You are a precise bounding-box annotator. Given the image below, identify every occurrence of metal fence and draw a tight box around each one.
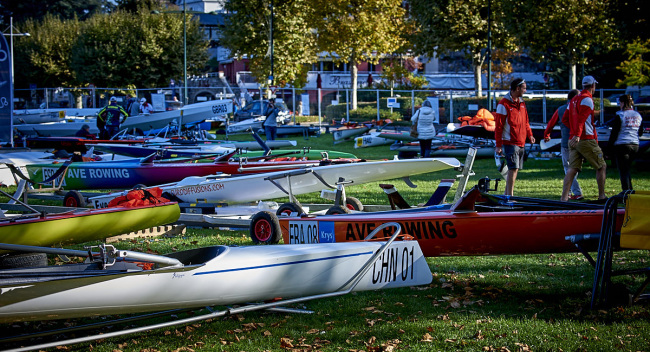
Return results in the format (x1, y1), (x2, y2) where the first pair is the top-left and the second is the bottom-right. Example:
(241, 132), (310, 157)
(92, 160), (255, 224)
(14, 86), (632, 125)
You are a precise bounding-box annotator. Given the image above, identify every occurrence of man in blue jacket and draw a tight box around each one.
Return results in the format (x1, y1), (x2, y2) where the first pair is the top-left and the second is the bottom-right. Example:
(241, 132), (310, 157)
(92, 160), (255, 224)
(98, 96), (129, 139)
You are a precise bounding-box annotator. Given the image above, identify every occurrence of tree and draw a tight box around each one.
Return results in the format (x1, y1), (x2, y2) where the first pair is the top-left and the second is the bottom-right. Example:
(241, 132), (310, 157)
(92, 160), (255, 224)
(504, 0), (617, 89)
(14, 9), (207, 92)
(616, 39), (650, 88)
(13, 15), (83, 89)
(0, 0), (111, 26)
(219, 0), (319, 89)
(70, 9), (208, 88)
(408, 0), (517, 97)
(312, 0), (408, 110)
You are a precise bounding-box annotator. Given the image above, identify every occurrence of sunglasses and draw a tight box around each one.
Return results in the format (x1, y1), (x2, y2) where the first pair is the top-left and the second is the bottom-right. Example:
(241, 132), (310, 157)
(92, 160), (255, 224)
(517, 79), (526, 87)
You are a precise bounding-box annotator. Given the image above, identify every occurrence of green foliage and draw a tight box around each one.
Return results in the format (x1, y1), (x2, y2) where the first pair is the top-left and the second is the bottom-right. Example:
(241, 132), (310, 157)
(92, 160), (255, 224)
(503, 0), (617, 88)
(0, 0), (110, 26)
(220, 0), (319, 88)
(408, 0), (517, 94)
(14, 15), (83, 88)
(312, 0), (408, 109)
(616, 38), (650, 88)
(376, 59), (429, 90)
(14, 9), (208, 89)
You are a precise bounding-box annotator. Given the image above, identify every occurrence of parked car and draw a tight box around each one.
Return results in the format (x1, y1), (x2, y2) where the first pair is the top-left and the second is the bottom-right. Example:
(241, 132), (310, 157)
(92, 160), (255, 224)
(233, 100), (292, 122)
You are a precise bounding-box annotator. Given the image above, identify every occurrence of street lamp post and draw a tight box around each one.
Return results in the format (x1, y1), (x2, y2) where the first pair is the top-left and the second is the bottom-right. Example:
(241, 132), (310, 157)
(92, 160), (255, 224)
(183, 0), (188, 106)
(3, 17), (30, 147)
(3, 17), (31, 86)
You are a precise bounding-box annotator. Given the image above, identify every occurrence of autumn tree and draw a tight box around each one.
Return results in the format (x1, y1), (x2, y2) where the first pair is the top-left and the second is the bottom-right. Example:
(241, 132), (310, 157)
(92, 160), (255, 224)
(220, 0), (319, 89)
(408, 0), (516, 97)
(312, 0), (408, 110)
(504, 0), (617, 89)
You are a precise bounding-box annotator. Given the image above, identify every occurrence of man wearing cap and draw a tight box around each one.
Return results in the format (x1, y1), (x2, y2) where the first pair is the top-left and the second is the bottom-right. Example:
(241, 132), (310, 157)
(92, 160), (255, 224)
(139, 97), (154, 115)
(98, 96), (129, 139)
(560, 76), (607, 202)
(494, 78), (535, 197)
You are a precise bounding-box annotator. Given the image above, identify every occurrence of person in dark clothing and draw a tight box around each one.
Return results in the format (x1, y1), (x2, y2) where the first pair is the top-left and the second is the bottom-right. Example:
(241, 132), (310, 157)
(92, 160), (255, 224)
(609, 94), (643, 191)
(263, 100), (279, 141)
(97, 96), (129, 139)
(75, 124), (95, 139)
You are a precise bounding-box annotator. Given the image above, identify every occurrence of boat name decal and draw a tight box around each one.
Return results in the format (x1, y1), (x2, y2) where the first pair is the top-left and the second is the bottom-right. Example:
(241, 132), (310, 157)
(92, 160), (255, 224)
(372, 246), (415, 284)
(212, 103), (229, 115)
(288, 221), (335, 244)
(170, 183), (225, 196)
(42, 167), (131, 180)
(346, 220), (457, 241)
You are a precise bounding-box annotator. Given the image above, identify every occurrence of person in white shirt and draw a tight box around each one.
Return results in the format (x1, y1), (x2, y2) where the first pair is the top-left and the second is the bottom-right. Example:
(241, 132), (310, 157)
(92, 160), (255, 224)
(139, 98), (154, 115)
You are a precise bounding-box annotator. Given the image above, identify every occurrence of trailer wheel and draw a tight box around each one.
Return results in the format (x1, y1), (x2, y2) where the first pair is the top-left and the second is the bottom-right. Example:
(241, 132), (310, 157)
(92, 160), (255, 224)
(0, 253), (47, 269)
(250, 211), (282, 244)
(63, 190), (86, 208)
(345, 197), (364, 211)
(276, 202), (303, 216)
(325, 205), (350, 215)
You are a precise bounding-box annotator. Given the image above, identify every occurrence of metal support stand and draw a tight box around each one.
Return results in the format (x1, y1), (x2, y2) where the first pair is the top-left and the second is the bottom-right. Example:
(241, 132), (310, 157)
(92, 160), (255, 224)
(453, 147), (477, 202)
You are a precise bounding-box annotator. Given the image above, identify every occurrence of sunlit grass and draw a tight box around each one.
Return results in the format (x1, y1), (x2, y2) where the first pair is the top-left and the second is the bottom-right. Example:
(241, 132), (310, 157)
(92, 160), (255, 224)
(2, 131), (650, 351)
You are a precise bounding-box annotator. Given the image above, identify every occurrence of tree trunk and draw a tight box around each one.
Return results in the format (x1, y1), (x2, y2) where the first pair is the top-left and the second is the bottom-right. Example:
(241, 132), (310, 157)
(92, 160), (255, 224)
(569, 64), (577, 90)
(473, 52), (484, 97)
(351, 64), (358, 110)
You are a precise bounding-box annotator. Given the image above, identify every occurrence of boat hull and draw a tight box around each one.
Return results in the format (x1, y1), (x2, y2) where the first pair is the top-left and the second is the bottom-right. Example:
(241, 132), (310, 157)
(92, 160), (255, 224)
(0, 202), (180, 250)
(25, 159), (325, 190)
(14, 100), (227, 137)
(88, 158), (460, 207)
(0, 241), (432, 322)
(277, 200), (624, 257)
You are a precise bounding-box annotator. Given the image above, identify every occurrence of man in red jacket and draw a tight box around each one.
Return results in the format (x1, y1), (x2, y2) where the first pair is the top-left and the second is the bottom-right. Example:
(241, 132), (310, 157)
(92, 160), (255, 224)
(495, 78), (535, 196)
(561, 76), (607, 202)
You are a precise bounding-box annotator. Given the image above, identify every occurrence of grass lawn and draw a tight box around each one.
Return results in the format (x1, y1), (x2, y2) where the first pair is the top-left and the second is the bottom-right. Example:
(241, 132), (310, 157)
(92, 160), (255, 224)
(3, 130), (650, 351)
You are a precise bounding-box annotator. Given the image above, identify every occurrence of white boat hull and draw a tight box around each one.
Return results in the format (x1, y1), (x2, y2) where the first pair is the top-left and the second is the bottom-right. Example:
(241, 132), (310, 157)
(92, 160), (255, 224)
(90, 158), (460, 207)
(0, 240), (432, 322)
(14, 100), (230, 137)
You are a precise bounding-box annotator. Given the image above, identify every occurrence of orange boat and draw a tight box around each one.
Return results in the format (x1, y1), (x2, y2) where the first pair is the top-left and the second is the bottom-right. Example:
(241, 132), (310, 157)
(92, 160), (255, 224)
(250, 187), (624, 257)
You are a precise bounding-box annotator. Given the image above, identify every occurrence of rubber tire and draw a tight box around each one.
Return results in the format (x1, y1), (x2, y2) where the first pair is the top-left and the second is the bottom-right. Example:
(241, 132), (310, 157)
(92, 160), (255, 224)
(276, 202), (304, 216)
(325, 205), (350, 215)
(0, 253), (47, 269)
(250, 211), (282, 244)
(345, 197), (364, 211)
(63, 190), (87, 208)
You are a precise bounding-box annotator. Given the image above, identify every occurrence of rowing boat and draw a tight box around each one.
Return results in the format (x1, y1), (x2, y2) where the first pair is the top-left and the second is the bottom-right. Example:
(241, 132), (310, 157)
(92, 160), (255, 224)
(88, 158), (461, 208)
(14, 100), (229, 137)
(24, 154), (344, 190)
(0, 202), (180, 251)
(92, 143), (357, 160)
(253, 187), (625, 256)
(0, 224), (431, 322)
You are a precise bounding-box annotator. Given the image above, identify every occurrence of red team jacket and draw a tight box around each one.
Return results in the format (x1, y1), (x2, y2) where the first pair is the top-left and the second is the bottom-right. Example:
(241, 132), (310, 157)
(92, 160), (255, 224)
(494, 93), (533, 148)
(569, 89), (598, 141)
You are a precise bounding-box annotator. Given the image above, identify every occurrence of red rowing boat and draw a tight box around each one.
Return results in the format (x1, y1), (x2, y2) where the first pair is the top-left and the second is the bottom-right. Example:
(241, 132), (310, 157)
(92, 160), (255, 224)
(250, 187), (624, 257)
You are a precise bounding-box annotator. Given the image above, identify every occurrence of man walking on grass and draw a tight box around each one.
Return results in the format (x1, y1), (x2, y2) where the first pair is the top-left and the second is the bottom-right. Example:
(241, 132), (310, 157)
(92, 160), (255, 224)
(495, 78), (535, 197)
(561, 76), (607, 202)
